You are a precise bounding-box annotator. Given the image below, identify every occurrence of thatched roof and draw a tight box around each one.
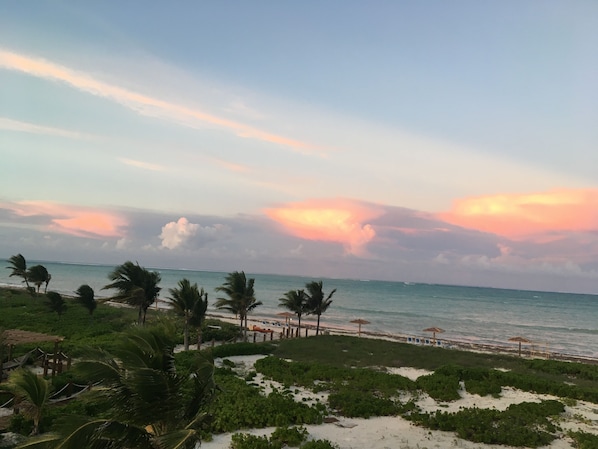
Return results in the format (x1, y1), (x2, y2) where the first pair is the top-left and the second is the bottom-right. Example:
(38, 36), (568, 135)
(2, 329), (64, 346)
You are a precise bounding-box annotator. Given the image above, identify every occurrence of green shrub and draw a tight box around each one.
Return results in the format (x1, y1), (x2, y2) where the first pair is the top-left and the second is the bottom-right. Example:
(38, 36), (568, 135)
(270, 425), (308, 447)
(230, 433), (274, 449)
(301, 439), (339, 449)
(569, 430), (598, 449)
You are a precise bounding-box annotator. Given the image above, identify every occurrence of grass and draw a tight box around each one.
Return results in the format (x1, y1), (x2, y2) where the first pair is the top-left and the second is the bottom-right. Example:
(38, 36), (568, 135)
(272, 335), (598, 391)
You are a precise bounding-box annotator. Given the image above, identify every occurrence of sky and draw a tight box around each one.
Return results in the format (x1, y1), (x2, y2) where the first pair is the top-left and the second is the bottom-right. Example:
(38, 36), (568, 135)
(1, 1), (598, 294)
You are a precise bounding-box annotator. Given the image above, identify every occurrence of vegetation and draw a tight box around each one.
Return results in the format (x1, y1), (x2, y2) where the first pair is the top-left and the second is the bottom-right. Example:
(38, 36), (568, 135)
(6, 254), (30, 289)
(45, 292), (66, 320)
(215, 271), (262, 341)
(2, 286), (598, 449)
(168, 278), (208, 351)
(20, 324), (217, 448)
(278, 289), (309, 335)
(74, 284), (96, 319)
(26, 265), (51, 295)
(103, 261), (161, 325)
(0, 369), (51, 435)
(304, 281), (336, 336)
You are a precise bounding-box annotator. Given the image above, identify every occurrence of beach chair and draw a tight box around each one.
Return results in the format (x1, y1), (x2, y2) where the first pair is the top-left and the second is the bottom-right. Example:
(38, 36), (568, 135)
(415, 338), (421, 344)
(407, 337), (413, 343)
(425, 339), (431, 345)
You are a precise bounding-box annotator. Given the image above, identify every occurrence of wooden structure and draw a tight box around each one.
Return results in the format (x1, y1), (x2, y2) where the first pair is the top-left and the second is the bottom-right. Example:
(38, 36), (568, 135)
(1, 330), (66, 380)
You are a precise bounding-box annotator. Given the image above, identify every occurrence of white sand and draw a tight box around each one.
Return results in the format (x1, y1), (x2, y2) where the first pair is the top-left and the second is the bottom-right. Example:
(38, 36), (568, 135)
(200, 354), (598, 449)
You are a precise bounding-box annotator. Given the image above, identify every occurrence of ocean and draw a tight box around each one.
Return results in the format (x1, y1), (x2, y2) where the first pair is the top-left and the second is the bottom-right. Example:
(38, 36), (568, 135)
(1, 260), (597, 359)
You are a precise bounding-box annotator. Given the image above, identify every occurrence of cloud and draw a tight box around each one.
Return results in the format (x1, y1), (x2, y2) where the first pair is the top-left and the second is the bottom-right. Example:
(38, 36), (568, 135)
(0, 48), (318, 154)
(266, 198), (384, 255)
(160, 217), (199, 249)
(118, 157), (165, 171)
(1, 200), (127, 238)
(0, 117), (93, 139)
(440, 188), (598, 239)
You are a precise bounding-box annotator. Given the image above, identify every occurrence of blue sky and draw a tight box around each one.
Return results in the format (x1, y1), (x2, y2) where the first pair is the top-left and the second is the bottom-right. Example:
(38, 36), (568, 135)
(1, 2), (598, 293)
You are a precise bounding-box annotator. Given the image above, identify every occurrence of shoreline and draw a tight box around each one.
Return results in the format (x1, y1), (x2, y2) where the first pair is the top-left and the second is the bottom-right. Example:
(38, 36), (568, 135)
(205, 312), (598, 365)
(3, 283), (596, 365)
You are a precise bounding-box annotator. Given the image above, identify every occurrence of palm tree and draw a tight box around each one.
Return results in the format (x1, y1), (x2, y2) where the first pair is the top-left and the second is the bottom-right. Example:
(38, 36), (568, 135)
(29, 325), (216, 448)
(215, 271), (262, 341)
(103, 261), (161, 325)
(46, 291), (67, 319)
(168, 278), (208, 351)
(278, 289), (309, 336)
(1, 369), (51, 435)
(305, 281), (337, 336)
(6, 253), (30, 289)
(27, 265), (51, 294)
(75, 284), (96, 320)
(189, 291), (208, 350)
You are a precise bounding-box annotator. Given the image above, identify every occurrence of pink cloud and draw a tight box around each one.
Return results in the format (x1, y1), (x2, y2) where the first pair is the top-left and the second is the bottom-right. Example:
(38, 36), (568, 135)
(266, 198), (384, 255)
(5, 201), (127, 238)
(0, 48), (318, 154)
(440, 188), (598, 240)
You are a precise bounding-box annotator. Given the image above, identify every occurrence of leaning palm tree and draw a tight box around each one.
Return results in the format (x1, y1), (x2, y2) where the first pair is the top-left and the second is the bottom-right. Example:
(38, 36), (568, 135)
(215, 271), (262, 341)
(168, 278), (208, 351)
(46, 291), (67, 319)
(17, 325), (217, 448)
(27, 265), (50, 294)
(6, 253), (30, 289)
(305, 281), (337, 336)
(75, 284), (96, 320)
(103, 261), (161, 325)
(278, 289), (309, 336)
(1, 369), (51, 435)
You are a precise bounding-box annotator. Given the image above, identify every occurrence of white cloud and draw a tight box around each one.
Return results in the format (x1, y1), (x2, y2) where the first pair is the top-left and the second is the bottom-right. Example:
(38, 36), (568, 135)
(160, 217), (199, 249)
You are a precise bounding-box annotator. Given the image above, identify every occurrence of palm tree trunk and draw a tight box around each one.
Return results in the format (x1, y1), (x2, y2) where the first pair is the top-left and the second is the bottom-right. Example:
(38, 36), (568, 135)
(316, 314), (321, 336)
(297, 315), (302, 337)
(197, 329), (202, 350)
(183, 321), (189, 351)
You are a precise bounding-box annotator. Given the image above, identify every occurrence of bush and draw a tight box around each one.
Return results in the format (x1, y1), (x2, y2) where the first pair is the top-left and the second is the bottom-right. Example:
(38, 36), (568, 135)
(301, 439), (339, 449)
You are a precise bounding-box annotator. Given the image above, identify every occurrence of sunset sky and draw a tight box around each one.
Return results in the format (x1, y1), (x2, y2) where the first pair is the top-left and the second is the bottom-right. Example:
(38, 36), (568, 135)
(1, 2), (597, 294)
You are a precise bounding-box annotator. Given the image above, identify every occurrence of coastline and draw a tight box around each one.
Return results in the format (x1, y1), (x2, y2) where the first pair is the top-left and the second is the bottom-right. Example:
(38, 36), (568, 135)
(205, 312), (598, 365)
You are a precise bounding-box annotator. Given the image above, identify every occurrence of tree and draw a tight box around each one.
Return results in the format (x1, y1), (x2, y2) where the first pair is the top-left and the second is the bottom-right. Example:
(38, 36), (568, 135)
(26, 325), (216, 448)
(103, 261), (161, 325)
(215, 271), (262, 341)
(6, 253), (30, 289)
(75, 284), (96, 320)
(27, 265), (51, 294)
(46, 291), (67, 319)
(1, 369), (51, 435)
(278, 289), (309, 336)
(305, 281), (337, 336)
(168, 278), (208, 351)
(189, 291), (208, 350)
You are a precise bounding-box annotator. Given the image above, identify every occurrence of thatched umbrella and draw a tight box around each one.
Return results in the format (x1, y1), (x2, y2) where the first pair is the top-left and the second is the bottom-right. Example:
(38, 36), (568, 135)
(276, 311), (294, 326)
(509, 336), (531, 357)
(350, 318), (370, 337)
(423, 327), (445, 345)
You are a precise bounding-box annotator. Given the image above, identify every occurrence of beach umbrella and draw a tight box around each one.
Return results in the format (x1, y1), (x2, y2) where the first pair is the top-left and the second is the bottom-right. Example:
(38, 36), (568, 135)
(509, 336), (531, 357)
(350, 318), (370, 337)
(423, 327), (445, 345)
(277, 311), (294, 326)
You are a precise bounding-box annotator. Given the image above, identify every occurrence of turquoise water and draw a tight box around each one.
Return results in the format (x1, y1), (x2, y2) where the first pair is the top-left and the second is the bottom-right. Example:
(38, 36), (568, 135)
(1, 260), (597, 358)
